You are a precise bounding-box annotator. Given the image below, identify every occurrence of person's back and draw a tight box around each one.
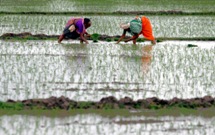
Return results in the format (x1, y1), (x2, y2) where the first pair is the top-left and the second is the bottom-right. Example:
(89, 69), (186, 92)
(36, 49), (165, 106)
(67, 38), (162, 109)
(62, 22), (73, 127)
(58, 18), (91, 44)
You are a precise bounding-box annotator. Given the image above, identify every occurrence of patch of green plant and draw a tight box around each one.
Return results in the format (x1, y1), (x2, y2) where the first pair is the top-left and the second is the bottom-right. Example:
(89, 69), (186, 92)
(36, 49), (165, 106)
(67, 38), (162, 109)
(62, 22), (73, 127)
(187, 44), (198, 47)
(68, 102), (78, 109)
(0, 102), (24, 110)
(119, 103), (125, 109)
(148, 104), (161, 110)
(77, 102), (94, 109)
(113, 38), (119, 41)
(91, 33), (100, 42)
(136, 38), (144, 42)
(103, 103), (114, 109)
(170, 102), (197, 109)
(133, 103), (141, 109)
(93, 39), (98, 42)
(106, 38), (112, 42)
(156, 39), (163, 43)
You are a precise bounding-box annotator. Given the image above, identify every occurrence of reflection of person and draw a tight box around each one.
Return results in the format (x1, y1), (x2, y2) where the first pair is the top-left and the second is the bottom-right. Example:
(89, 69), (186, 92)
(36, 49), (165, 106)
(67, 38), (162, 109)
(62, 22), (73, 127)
(58, 17), (91, 44)
(141, 45), (153, 74)
(117, 16), (156, 45)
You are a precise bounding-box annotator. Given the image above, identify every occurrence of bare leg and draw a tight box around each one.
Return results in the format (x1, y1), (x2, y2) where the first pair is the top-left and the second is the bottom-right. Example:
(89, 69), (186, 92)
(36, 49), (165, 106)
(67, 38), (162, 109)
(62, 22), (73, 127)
(58, 34), (64, 43)
(133, 39), (136, 45)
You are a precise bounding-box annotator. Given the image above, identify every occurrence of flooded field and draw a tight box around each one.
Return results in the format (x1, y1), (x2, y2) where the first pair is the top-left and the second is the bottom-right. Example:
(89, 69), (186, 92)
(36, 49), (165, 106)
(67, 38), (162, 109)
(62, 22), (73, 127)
(0, 40), (214, 101)
(0, 0), (215, 134)
(0, 114), (215, 135)
(1, 15), (215, 37)
(1, 0), (215, 13)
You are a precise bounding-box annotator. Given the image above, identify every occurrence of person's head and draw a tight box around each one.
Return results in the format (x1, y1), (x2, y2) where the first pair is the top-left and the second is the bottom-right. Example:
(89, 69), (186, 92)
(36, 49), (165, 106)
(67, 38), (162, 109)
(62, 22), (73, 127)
(84, 18), (91, 29)
(120, 19), (142, 35)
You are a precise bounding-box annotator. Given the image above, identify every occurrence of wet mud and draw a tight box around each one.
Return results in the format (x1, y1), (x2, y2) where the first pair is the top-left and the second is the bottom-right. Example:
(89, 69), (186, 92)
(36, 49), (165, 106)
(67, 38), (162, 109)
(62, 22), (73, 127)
(1, 33), (215, 41)
(0, 11), (215, 15)
(3, 95), (215, 110)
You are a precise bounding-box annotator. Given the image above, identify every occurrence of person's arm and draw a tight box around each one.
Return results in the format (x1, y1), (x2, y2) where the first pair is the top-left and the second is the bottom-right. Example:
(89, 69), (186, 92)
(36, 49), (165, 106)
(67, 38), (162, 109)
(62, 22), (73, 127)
(84, 31), (91, 37)
(124, 34), (139, 43)
(116, 30), (127, 44)
(80, 33), (89, 44)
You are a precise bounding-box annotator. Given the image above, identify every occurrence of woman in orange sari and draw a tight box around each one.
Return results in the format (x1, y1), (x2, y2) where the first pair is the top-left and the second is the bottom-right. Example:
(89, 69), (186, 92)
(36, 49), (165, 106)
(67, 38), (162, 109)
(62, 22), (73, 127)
(117, 16), (156, 45)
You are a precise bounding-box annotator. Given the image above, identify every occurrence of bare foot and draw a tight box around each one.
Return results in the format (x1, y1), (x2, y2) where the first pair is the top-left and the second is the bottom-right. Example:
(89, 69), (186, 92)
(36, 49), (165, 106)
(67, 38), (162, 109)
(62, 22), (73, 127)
(151, 40), (156, 45)
(58, 35), (64, 44)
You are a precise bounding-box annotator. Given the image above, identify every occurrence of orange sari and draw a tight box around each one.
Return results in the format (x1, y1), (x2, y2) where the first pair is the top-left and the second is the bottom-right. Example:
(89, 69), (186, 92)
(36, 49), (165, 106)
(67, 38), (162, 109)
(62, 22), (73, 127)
(139, 16), (155, 40)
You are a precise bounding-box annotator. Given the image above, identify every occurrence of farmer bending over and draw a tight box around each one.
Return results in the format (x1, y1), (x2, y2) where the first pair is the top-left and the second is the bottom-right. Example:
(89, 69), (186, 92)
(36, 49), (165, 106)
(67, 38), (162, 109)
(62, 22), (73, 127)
(58, 17), (91, 44)
(117, 16), (156, 45)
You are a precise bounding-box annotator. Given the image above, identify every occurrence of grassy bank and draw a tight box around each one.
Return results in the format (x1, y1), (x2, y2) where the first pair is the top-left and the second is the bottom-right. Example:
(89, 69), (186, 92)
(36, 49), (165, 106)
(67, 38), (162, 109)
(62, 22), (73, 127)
(1, 0), (215, 13)
(1, 96), (215, 117)
(1, 108), (215, 118)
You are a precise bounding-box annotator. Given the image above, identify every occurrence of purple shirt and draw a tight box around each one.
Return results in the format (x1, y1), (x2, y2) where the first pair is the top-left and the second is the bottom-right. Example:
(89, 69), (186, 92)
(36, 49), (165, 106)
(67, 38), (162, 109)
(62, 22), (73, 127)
(66, 18), (86, 34)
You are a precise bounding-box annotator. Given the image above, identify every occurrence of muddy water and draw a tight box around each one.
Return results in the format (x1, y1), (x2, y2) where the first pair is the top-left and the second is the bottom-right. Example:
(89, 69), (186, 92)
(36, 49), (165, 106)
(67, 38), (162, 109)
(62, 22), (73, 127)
(0, 114), (215, 135)
(0, 40), (214, 101)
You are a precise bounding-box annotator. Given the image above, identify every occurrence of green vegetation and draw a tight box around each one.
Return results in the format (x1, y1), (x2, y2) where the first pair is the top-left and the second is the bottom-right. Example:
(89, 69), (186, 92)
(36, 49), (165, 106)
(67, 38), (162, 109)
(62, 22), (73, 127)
(91, 33), (100, 42)
(77, 102), (95, 109)
(1, 0), (215, 13)
(1, 15), (215, 38)
(114, 38), (119, 41)
(0, 102), (24, 110)
(1, 108), (215, 118)
(106, 38), (112, 42)
(187, 44), (198, 47)
(136, 38), (145, 42)
(156, 39), (163, 43)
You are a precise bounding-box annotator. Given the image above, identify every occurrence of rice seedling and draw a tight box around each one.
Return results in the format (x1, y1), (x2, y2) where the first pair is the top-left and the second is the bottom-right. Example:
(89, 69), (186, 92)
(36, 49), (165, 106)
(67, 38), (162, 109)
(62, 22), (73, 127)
(1, 15), (215, 38)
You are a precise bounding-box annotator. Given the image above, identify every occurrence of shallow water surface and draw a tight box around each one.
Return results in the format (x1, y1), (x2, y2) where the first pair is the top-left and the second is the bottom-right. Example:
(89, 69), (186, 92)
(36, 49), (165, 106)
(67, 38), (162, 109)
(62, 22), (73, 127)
(0, 40), (214, 101)
(1, 15), (215, 37)
(0, 114), (215, 135)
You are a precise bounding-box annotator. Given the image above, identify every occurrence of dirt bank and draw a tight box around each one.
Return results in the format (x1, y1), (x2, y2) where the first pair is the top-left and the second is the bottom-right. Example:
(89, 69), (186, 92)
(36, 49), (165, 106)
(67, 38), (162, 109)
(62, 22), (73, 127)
(1, 33), (215, 41)
(0, 11), (215, 16)
(2, 95), (215, 110)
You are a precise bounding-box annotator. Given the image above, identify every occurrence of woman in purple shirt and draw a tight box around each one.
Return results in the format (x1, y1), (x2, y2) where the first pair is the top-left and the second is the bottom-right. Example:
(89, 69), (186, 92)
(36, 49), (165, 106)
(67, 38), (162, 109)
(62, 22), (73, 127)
(58, 18), (91, 44)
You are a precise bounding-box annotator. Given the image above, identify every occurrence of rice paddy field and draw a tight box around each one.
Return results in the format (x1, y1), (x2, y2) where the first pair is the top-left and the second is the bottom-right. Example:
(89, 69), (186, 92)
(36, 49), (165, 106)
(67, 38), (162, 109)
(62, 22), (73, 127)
(1, 0), (215, 13)
(0, 40), (214, 101)
(0, 0), (215, 134)
(1, 15), (215, 37)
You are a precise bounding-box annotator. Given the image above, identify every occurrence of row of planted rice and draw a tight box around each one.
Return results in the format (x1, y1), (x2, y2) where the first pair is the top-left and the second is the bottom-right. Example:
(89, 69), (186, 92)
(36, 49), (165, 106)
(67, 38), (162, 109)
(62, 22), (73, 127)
(1, 0), (215, 12)
(1, 15), (215, 37)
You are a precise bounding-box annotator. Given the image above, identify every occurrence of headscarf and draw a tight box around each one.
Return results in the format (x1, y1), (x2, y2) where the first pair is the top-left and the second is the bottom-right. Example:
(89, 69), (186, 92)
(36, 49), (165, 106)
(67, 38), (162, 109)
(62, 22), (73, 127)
(129, 19), (142, 35)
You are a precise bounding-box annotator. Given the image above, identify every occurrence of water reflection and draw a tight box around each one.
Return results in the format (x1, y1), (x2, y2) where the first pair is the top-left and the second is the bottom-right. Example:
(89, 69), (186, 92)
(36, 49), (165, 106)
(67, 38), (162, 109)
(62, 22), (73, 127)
(141, 45), (153, 74)
(0, 40), (214, 101)
(0, 114), (215, 135)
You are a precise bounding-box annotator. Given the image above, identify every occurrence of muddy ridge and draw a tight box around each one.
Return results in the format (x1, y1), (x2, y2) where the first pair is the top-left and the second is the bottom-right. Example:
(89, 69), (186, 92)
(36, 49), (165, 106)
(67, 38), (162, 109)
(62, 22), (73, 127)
(1, 33), (215, 41)
(0, 11), (215, 15)
(0, 32), (122, 41)
(2, 95), (215, 110)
